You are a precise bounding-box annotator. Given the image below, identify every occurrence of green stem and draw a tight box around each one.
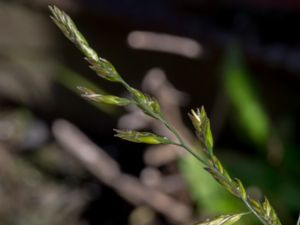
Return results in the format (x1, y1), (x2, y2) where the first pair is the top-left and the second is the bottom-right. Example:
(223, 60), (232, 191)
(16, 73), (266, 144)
(243, 198), (269, 225)
(158, 115), (207, 165)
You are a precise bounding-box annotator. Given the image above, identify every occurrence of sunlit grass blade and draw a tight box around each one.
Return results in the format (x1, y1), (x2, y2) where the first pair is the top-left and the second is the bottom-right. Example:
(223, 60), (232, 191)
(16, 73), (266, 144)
(196, 212), (249, 225)
(114, 129), (174, 145)
(78, 87), (132, 106)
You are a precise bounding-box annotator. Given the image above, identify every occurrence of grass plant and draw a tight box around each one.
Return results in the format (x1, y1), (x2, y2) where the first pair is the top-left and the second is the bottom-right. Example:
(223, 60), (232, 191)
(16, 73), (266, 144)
(49, 6), (282, 225)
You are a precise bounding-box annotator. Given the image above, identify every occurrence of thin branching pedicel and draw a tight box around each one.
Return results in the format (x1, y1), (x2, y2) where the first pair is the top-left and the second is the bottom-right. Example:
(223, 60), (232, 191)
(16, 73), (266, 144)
(49, 5), (282, 225)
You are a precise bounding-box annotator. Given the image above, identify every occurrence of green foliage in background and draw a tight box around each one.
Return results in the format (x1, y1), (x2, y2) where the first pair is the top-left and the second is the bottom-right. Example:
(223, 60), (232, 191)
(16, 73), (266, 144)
(223, 46), (271, 148)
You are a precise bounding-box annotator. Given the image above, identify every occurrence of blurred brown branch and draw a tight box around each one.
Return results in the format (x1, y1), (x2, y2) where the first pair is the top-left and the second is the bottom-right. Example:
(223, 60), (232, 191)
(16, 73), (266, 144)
(52, 119), (192, 224)
(0, 145), (86, 225)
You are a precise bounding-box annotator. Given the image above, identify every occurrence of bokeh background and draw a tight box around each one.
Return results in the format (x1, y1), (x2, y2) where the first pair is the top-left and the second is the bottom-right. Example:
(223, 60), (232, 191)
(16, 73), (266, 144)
(0, 1), (300, 225)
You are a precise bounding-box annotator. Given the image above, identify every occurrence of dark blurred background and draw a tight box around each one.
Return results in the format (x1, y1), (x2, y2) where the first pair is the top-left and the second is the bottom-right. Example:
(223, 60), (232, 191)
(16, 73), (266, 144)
(0, 0), (300, 225)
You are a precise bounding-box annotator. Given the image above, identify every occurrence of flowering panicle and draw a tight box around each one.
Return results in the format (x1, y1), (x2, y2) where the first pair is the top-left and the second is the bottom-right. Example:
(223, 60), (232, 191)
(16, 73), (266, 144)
(50, 6), (282, 225)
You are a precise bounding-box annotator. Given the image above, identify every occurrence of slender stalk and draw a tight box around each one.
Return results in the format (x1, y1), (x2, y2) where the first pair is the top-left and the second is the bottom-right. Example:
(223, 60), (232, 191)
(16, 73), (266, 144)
(159, 115), (207, 165)
(243, 199), (269, 225)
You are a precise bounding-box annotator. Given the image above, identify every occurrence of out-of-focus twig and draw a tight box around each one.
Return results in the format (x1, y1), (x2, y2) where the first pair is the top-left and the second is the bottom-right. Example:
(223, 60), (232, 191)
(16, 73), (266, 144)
(52, 119), (192, 223)
(0, 145), (86, 225)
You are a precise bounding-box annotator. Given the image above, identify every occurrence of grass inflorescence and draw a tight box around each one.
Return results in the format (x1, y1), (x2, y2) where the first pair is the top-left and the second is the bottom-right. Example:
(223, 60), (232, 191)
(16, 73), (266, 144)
(49, 5), (282, 225)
